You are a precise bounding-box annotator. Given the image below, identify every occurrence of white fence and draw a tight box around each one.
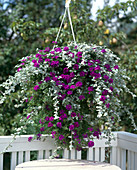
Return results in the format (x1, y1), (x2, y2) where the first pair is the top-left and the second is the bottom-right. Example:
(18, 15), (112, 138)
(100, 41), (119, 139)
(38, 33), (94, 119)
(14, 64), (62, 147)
(0, 131), (137, 170)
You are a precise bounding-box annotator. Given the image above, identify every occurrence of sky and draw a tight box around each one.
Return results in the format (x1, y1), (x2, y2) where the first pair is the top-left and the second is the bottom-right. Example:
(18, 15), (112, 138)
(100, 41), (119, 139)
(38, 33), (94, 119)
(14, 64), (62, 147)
(91, 0), (132, 19)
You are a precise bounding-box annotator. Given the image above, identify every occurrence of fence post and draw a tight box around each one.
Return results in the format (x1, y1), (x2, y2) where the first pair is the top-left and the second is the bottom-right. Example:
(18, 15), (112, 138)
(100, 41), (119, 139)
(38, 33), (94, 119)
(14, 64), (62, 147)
(0, 154), (3, 170)
(10, 152), (17, 170)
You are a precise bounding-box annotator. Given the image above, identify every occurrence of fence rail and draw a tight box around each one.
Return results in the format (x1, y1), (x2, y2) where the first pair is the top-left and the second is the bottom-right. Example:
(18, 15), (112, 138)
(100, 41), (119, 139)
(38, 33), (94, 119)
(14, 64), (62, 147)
(0, 131), (137, 170)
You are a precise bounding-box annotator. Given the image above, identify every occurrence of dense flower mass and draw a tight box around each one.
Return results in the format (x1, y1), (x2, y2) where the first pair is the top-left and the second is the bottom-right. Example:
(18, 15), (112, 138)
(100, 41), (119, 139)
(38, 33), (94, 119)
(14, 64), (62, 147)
(0, 42), (136, 151)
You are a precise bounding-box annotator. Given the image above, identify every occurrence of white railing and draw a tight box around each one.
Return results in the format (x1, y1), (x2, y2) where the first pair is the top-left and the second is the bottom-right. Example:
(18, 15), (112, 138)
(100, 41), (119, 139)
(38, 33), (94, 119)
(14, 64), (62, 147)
(0, 131), (137, 170)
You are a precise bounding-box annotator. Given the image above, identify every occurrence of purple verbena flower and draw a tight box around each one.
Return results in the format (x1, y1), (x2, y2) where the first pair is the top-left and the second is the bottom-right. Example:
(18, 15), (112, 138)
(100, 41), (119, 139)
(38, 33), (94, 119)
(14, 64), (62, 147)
(88, 127), (93, 132)
(95, 59), (101, 64)
(60, 110), (65, 114)
(22, 59), (26, 62)
(67, 91), (73, 95)
(44, 47), (50, 52)
(48, 122), (53, 127)
(94, 65), (101, 71)
(32, 59), (37, 63)
(45, 117), (49, 121)
(63, 85), (70, 90)
(50, 72), (55, 77)
(73, 64), (79, 70)
(52, 131), (56, 135)
(100, 96), (106, 102)
(54, 47), (62, 53)
(44, 77), (50, 82)
(49, 117), (54, 121)
(27, 115), (31, 119)
(79, 95), (85, 100)
(69, 124), (75, 131)
(70, 85), (76, 89)
(70, 72), (75, 78)
(90, 71), (96, 77)
(106, 103), (110, 108)
(88, 141), (94, 147)
(50, 51), (55, 55)
(76, 145), (82, 151)
(89, 67), (94, 71)
(76, 51), (82, 57)
(74, 122), (79, 127)
(58, 94), (66, 100)
(71, 112), (76, 117)
(38, 58), (43, 63)
(77, 58), (82, 63)
(40, 127), (45, 131)
(102, 90), (108, 95)
(110, 86), (114, 91)
(59, 135), (64, 140)
(108, 78), (113, 84)
(34, 62), (39, 68)
(39, 119), (44, 124)
(94, 73), (101, 79)
(34, 85), (40, 91)
(101, 49), (107, 53)
(52, 77), (58, 81)
(103, 75), (109, 82)
(76, 81), (83, 87)
(63, 67), (69, 73)
(17, 68), (22, 72)
(45, 58), (50, 62)
(93, 131), (100, 139)
(114, 65), (119, 69)
(64, 46), (69, 51)
(37, 133), (42, 140)
(52, 41), (57, 44)
(50, 61), (59, 67)
(30, 96), (33, 100)
(38, 81), (43, 85)
(104, 64), (110, 69)
(28, 136), (33, 142)
(66, 104), (72, 110)
(36, 53), (41, 58)
(79, 71), (86, 77)
(57, 122), (62, 128)
(88, 86), (94, 92)
(83, 133), (88, 138)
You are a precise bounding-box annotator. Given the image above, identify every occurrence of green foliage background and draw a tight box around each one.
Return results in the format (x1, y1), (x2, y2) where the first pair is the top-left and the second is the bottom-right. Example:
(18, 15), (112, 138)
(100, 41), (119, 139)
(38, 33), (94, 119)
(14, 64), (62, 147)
(0, 0), (137, 135)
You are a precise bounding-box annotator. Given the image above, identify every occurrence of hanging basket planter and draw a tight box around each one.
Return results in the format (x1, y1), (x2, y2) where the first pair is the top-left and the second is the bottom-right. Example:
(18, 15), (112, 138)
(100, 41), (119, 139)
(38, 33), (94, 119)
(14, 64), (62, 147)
(1, 41), (136, 151)
(0, 0), (136, 152)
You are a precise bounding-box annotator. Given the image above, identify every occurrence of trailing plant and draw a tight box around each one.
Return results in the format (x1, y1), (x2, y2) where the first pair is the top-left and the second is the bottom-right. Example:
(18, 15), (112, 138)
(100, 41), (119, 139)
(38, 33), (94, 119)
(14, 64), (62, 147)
(0, 41), (136, 150)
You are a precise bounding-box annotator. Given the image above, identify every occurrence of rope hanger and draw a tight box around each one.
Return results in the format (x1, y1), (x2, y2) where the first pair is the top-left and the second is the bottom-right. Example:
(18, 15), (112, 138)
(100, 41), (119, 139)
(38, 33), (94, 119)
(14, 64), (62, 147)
(55, 0), (76, 45)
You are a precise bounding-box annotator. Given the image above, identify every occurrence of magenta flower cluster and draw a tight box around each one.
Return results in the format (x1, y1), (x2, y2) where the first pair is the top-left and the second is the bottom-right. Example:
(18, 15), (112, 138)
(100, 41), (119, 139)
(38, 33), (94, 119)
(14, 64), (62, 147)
(21, 43), (120, 150)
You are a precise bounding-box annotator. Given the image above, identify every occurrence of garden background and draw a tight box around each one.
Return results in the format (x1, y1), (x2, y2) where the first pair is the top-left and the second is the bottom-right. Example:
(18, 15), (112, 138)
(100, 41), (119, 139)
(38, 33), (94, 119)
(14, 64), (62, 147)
(0, 0), (137, 169)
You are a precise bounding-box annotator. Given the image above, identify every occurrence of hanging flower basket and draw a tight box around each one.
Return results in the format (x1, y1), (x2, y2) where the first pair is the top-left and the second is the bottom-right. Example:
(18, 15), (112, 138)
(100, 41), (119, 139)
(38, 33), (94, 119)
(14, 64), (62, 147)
(1, 41), (136, 151)
(0, 0), (136, 152)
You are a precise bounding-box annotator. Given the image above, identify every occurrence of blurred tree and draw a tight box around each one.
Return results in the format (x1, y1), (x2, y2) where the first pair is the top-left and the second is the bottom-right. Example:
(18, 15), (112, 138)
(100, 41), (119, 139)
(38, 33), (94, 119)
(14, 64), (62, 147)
(0, 0), (136, 135)
(0, 0), (65, 135)
(0, 0), (92, 135)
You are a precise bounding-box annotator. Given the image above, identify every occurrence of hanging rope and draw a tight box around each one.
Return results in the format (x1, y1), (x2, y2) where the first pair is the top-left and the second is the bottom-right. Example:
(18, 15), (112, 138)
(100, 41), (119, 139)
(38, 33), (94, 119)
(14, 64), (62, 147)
(55, 0), (77, 45)
(67, 5), (76, 44)
(55, 8), (67, 43)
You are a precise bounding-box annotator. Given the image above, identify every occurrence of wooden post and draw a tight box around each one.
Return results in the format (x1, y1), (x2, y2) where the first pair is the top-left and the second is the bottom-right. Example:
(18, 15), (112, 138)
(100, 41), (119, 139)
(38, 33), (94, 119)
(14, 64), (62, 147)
(18, 151), (23, 164)
(10, 152), (17, 170)
(38, 150), (43, 160)
(25, 151), (30, 162)
(0, 154), (3, 170)
(87, 148), (93, 161)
